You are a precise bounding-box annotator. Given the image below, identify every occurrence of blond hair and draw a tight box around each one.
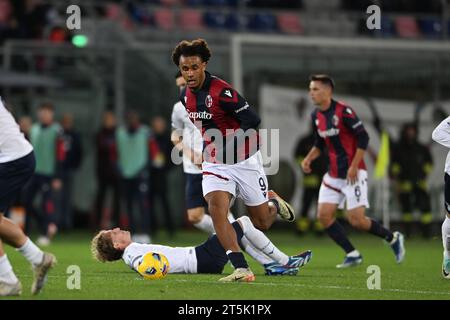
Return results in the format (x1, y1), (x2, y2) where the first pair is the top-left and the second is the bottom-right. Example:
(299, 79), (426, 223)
(91, 231), (123, 262)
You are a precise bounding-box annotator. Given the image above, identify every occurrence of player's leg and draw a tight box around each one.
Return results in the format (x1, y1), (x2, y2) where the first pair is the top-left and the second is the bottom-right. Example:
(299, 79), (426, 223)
(319, 202), (362, 268)
(205, 191), (240, 253)
(442, 216), (450, 278)
(442, 173), (450, 278)
(205, 190), (254, 282)
(239, 172), (289, 231)
(0, 215), (56, 294)
(0, 233), (21, 296)
(185, 173), (215, 233)
(188, 207), (214, 233)
(345, 170), (404, 263)
(237, 216), (312, 275)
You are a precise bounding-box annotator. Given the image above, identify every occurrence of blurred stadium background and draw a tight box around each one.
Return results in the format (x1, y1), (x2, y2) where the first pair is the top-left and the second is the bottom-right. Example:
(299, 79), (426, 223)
(1, 0), (450, 239)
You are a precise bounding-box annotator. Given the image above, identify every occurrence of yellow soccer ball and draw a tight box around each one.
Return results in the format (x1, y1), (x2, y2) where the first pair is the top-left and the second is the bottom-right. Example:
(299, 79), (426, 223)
(137, 252), (170, 280)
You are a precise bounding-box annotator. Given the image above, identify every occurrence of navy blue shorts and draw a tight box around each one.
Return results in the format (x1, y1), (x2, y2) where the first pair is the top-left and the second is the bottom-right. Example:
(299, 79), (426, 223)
(0, 151), (35, 213)
(185, 173), (207, 209)
(195, 221), (244, 274)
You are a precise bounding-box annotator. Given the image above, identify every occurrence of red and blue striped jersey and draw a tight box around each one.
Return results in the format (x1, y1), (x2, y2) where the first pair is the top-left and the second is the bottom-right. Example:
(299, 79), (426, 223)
(312, 100), (369, 179)
(180, 72), (261, 164)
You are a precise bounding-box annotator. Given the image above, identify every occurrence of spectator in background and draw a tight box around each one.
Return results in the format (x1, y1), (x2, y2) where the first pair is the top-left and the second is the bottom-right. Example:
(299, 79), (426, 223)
(116, 110), (152, 243)
(23, 103), (63, 246)
(58, 113), (83, 231)
(390, 122), (433, 238)
(294, 128), (327, 236)
(94, 111), (120, 230)
(149, 116), (175, 238)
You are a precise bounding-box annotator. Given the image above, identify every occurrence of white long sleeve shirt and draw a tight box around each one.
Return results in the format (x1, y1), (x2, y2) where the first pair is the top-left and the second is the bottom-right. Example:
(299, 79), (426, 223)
(122, 242), (197, 274)
(0, 98), (33, 163)
(432, 116), (450, 175)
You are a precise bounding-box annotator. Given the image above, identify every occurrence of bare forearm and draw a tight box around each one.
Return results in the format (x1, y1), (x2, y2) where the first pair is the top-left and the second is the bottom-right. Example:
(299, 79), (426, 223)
(305, 147), (321, 162)
(351, 148), (365, 168)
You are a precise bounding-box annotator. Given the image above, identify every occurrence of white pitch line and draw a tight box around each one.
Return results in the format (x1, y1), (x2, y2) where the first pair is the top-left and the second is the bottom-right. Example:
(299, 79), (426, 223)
(174, 279), (450, 296)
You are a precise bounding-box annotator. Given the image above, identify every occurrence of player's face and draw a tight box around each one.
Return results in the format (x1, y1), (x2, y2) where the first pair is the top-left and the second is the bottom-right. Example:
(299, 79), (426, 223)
(176, 76), (186, 93)
(309, 81), (331, 108)
(108, 228), (131, 250)
(179, 55), (207, 90)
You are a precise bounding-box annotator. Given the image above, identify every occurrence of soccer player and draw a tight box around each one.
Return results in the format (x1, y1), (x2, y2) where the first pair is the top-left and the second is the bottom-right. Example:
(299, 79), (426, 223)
(0, 97), (56, 296)
(171, 39), (295, 282)
(91, 216), (312, 277)
(171, 71), (235, 234)
(431, 116), (450, 279)
(301, 74), (405, 268)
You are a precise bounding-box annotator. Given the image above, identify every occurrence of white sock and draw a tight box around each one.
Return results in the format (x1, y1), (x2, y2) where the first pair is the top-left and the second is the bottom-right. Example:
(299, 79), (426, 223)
(442, 217), (450, 259)
(0, 254), (19, 284)
(227, 212), (236, 223)
(193, 214), (215, 234)
(17, 238), (44, 267)
(240, 236), (273, 265)
(347, 250), (361, 258)
(238, 216), (289, 265)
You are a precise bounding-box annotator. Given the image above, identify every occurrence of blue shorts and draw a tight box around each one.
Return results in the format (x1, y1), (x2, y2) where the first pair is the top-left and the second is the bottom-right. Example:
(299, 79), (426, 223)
(185, 173), (207, 209)
(0, 151), (35, 213)
(195, 221), (244, 274)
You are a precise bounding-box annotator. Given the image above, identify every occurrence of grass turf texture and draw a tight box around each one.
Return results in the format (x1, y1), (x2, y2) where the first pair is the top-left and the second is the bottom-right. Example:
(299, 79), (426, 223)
(2, 230), (449, 300)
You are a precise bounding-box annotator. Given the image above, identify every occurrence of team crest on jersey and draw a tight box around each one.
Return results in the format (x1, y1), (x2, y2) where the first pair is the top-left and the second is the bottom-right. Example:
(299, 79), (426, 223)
(332, 115), (339, 127)
(205, 95), (213, 108)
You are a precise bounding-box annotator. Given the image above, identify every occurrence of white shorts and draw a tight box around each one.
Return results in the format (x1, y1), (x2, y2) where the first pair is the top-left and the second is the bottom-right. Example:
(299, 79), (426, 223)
(202, 151), (268, 206)
(318, 169), (369, 211)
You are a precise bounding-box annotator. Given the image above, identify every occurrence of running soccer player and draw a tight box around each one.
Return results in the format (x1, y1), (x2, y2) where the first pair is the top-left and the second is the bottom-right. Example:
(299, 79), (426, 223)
(431, 116), (450, 279)
(171, 39), (295, 282)
(92, 216), (312, 277)
(171, 71), (235, 234)
(0, 97), (56, 296)
(301, 74), (405, 268)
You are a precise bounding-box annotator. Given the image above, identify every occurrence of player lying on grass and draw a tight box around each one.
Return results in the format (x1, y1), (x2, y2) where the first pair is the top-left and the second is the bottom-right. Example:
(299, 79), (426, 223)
(91, 216), (312, 281)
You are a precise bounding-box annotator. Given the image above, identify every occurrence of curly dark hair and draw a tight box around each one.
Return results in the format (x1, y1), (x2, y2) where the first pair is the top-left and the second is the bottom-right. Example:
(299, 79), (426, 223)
(172, 39), (212, 66)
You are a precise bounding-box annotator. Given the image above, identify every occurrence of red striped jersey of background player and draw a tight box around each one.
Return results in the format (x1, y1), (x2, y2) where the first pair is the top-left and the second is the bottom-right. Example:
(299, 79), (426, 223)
(311, 99), (370, 179)
(180, 71), (261, 164)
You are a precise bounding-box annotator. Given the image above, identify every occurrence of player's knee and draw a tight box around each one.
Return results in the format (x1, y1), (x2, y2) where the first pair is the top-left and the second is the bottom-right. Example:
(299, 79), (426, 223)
(187, 208), (204, 224)
(250, 217), (270, 231)
(207, 203), (226, 219)
(347, 215), (364, 229)
(317, 210), (333, 225)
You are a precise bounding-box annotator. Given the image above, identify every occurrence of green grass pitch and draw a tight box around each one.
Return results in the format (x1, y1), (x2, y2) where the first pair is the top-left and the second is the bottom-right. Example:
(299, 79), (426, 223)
(2, 230), (449, 300)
